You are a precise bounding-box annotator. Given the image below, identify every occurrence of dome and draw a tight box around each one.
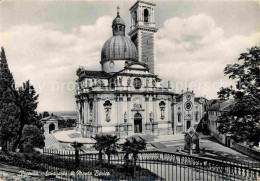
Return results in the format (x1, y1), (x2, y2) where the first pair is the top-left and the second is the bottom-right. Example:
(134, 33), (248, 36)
(101, 35), (138, 63)
(112, 16), (125, 26)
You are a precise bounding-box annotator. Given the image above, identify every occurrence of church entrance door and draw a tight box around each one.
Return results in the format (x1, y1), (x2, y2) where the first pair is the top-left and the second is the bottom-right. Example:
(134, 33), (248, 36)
(186, 120), (191, 131)
(134, 113), (142, 133)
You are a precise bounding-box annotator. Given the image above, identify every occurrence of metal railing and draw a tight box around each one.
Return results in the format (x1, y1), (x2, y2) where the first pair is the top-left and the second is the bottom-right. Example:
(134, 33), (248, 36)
(42, 149), (260, 181)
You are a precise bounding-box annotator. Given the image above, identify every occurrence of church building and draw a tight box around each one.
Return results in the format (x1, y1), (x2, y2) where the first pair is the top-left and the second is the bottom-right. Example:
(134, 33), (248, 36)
(75, 1), (207, 138)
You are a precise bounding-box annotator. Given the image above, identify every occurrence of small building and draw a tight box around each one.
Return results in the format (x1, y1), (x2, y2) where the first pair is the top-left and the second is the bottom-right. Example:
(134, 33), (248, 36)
(207, 99), (235, 146)
(41, 115), (60, 135)
(184, 126), (200, 153)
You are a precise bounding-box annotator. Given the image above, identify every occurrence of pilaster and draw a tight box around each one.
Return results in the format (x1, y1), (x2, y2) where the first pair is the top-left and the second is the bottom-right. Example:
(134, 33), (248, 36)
(83, 98), (88, 124)
(152, 95), (158, 135)
(173, 96), (177, 134)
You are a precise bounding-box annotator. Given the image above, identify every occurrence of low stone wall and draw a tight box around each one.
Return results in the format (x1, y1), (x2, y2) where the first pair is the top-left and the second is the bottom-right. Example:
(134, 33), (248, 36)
(210, 132), (224, 144)
(51, 127), (75, 134)
(232, 143), (260, 160)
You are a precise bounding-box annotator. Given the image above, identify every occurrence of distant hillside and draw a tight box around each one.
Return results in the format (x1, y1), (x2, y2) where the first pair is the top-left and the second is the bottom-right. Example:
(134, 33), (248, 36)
(50, 111), (77, 117)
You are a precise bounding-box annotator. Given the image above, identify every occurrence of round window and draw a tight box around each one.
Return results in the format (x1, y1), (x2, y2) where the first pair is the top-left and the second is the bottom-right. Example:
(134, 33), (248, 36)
(185, 101), (193, 111)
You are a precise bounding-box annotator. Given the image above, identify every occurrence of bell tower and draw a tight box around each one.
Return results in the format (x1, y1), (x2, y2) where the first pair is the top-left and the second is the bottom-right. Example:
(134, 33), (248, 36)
(128, 1), (158, 74)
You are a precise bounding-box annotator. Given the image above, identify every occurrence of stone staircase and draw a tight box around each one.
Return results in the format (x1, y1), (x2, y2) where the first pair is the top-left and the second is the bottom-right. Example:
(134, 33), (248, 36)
(127, 133), (185, 150)
(44, 134), (60, 149)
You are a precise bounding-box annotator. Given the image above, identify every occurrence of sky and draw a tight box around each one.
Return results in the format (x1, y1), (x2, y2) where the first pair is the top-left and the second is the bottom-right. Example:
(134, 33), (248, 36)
(0, 0), (260, 112)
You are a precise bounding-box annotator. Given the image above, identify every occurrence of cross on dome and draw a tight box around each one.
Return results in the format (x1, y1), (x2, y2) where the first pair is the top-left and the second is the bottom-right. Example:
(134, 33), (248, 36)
(117, 6), (120, 16)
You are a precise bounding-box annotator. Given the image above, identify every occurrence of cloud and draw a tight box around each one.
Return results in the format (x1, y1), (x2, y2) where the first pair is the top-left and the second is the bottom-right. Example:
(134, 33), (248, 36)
(0, 13), (259, 111)
(156, 13), (260, 98)
(0, 16), (113, 111)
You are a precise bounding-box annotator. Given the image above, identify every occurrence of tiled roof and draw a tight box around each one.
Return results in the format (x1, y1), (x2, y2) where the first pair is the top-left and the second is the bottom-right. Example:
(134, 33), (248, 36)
(175, 94), (182, 102)
(208, 103), (221, 111)
(83, 71), (110, 78)
(41, 115), (63, 122)
(208, 99), (235, 112)
(221, 104), (234, 111)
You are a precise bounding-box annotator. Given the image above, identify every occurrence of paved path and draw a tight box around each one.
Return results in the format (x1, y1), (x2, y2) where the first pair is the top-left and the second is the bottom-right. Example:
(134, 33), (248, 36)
(200, 138), (243, 155)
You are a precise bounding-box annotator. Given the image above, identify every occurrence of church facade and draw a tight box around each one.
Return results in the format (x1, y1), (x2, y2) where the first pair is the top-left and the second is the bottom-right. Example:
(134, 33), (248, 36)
(75, 1), (207, 138)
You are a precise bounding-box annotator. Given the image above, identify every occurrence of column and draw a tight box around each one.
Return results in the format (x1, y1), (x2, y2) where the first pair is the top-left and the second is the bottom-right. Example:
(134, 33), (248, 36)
(127, 95), (133, 135)
(152, 9), (154, 23)
(119, 94), (123, 125)
(97, 98), (101, 126)
(131, 12), (133, 27)
(86, 101), (89, 124)
(92, 100), (96, 126)
(172, 96), (177, 134)
(152, 95), (158, 135)
(145, 95), (150, 134)
(79, 101), (83, 124)
(168, 97), (172, 121)
(93, 97), (98, 134)
(116, 96), (119, 125)
(76, 100), (79, 128)
(84, 99), (87, 124)
(139, 6), (141, 21)
(127, 95), (131, 123)
(168, 97), (173, 134)
(153, 95), (157, 121)
(145, 95), (149, 123)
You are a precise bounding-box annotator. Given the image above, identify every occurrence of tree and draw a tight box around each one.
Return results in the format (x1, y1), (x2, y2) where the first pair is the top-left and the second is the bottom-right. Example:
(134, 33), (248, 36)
(38, 113), (43, 119)
(92, 134), (106, 163)
(122, 137), (146, 173)
(102, 134), (120, 167)
(71, 141), (84, 168)
(21, 125), (45, 153)
(0, 47), (44, 153)
(67, 119), (76, 127)
(42, 111), (50, 118)
(0, 47), (20, 152)
(71, 141), (83, 151)
(217, 46), (260, 147)
(92, 134), (120, 166)
(12, 80), (44, 152)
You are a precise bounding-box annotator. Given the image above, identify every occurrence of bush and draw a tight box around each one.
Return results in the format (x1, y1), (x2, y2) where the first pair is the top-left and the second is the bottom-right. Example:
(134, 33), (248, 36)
(0, 151), (45, 171)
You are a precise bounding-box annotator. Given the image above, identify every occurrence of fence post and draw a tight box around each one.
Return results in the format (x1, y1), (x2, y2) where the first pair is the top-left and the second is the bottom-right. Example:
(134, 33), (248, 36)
(75, 149), (79, 171)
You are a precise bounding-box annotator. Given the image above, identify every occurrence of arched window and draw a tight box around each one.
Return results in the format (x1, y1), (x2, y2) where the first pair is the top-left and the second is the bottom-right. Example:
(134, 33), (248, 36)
(159, 101), (166, 120)
(111, 83), (115, 89)
(134, 11), (137, 24)
(144, 9), (149, 22)
(195, 112), (199, 122)
(119, 26), (122, 31)
(103, 100), (112, 122)
(178, 113), (181, 123)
